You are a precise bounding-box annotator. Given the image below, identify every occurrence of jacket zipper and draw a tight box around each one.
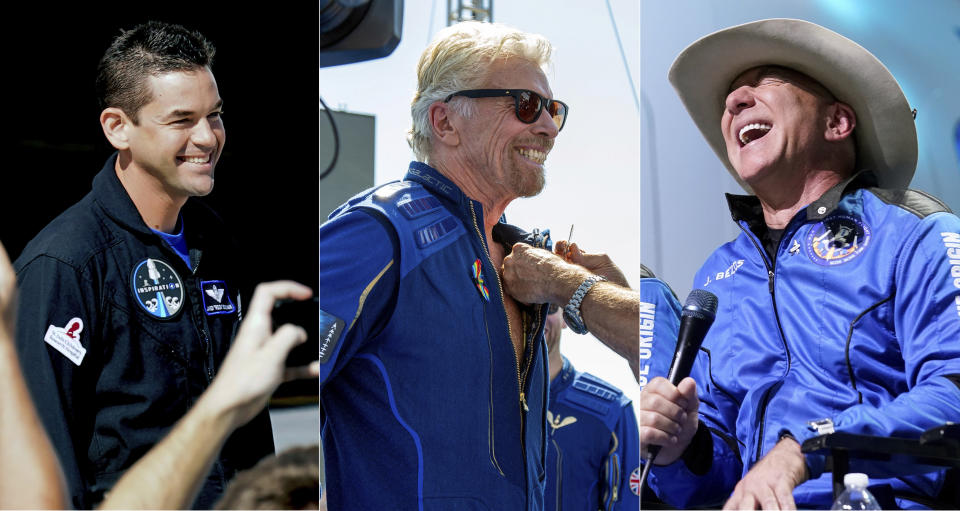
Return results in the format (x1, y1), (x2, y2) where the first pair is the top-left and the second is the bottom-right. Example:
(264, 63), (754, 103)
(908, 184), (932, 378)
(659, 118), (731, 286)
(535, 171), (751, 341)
(469, 203), (533, 469)
(168, 247), (215, 384)
(736, 221), (793, 462)
(191, 257), (216, 383)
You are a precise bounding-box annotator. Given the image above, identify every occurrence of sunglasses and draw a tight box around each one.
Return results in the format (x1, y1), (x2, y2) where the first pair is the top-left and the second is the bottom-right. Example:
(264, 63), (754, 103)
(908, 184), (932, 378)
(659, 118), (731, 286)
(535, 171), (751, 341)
(444, 89), (569, 131)
(548, 303), (560, 315)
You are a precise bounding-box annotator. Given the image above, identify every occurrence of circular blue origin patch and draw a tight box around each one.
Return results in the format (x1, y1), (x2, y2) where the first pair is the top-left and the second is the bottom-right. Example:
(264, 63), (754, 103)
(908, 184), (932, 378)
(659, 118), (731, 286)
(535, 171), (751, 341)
(131, 258), (184, 318)
(805, 215), (871, 266)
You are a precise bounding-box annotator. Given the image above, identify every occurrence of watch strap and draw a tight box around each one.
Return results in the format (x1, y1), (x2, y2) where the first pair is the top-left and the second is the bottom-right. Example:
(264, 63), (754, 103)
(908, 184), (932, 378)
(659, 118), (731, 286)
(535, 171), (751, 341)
(563, 275), (606, 334)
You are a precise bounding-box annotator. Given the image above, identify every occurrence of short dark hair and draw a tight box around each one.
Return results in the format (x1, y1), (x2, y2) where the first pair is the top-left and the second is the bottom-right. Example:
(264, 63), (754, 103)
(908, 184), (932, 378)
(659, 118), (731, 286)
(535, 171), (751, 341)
(95, 21), (216, 123)
(215, 445), (320, 510)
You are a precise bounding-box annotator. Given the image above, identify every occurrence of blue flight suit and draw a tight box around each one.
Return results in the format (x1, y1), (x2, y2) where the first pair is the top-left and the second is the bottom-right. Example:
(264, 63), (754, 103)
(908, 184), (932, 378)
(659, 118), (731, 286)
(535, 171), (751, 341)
(638, 274), (682, 392)
(649, 172), (960, 508)
(318, 161), (549, 510)
(545, 357), (640, 510)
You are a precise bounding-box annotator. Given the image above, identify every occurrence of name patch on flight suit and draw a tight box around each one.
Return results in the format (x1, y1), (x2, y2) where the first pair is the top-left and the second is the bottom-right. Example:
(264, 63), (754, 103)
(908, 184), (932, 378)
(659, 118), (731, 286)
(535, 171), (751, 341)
(44, 318), (87, 366)
(132, 258), (184, 319)
(201, 280), (236, 315)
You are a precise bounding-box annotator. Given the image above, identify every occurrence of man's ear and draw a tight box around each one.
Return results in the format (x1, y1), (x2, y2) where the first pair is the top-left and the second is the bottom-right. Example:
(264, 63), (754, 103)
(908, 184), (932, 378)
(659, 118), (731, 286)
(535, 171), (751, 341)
(825, 101), (856, 142)
(428, 101), (460, 148)
(100, 108), (132, 150)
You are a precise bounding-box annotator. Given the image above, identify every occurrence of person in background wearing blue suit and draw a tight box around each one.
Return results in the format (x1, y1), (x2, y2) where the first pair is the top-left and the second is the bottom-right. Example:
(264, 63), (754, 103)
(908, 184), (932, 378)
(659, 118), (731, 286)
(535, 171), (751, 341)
(542, 303), (639, 511)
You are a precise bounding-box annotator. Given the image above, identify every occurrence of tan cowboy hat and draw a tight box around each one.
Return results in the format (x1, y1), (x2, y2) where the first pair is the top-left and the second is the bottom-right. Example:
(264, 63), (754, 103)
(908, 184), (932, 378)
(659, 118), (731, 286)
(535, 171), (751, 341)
(669, 18), (917, 191)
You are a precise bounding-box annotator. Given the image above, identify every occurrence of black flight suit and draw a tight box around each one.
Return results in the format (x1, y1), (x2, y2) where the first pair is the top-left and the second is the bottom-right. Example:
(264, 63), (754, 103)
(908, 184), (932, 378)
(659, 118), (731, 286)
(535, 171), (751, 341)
(14, 153), (274, 509)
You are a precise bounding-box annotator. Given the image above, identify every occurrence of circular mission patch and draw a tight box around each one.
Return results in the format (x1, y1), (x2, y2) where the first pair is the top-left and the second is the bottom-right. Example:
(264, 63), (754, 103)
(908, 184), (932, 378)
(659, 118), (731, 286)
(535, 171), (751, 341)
(805, 215), (871, 266)
(131, 258), (184, 318)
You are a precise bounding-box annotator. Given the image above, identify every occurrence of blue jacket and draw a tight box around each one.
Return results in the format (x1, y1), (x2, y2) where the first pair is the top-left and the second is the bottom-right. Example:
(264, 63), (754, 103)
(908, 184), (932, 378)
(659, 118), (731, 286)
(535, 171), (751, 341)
(649, 172), (960, 508)
(638, 276), (682, 392)
(318, 162), (549, 510)
(544, 358), (639, 511)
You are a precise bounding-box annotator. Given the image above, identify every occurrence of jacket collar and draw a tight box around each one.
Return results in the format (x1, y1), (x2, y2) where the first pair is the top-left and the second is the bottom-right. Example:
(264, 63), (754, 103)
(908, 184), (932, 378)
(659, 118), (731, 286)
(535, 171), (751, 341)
(91, 152), (214, 258)
(725, 170), (878, 225)
(405, 161), (466, 206)
(92, 152), (156, 236)
(405, 161), (507, 226)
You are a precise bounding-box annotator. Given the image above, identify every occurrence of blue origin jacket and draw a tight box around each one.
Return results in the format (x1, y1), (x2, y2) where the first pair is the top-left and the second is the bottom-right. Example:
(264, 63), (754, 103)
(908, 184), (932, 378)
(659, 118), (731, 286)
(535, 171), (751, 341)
(638, 273), (681, 392)
(318, 161), (549, 510)
(545, 358), (639, 511)
(648, 172), (960, 509)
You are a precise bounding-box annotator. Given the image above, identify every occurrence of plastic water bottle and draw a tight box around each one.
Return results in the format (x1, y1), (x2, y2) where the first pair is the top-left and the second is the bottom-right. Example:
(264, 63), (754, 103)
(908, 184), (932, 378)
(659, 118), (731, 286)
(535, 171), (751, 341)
(830, 473), (881, 510)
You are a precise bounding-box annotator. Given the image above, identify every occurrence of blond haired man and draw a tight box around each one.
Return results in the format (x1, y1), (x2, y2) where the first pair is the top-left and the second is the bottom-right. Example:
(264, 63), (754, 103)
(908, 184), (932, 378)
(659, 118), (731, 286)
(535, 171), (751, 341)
(318, 22), (568, 509)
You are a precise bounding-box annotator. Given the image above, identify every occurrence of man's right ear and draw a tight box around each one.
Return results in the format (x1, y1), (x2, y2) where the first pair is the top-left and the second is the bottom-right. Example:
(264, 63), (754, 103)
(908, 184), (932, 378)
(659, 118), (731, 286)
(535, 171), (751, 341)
(428, 101), (460, 147)
(100, 108), (131, 150)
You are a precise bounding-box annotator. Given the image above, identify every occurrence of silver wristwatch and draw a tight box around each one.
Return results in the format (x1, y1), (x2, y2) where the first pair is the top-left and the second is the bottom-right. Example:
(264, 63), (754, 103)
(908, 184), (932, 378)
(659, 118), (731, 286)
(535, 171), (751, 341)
(562, 275), (606, 334)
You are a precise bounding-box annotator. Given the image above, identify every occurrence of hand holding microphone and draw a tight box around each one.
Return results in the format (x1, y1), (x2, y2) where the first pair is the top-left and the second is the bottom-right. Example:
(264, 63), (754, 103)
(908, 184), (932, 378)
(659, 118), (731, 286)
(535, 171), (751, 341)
(638, 288), (718, 489)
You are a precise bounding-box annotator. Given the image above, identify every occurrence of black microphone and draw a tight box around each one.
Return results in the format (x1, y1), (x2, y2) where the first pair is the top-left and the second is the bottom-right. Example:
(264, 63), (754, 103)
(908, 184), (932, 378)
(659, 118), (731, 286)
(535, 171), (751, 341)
(638, 288), (718, 490)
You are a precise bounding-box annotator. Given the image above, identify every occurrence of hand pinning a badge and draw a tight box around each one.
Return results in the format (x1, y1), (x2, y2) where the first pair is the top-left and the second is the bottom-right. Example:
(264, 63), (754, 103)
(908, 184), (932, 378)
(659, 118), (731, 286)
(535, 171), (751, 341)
(553, 239), (630, 289)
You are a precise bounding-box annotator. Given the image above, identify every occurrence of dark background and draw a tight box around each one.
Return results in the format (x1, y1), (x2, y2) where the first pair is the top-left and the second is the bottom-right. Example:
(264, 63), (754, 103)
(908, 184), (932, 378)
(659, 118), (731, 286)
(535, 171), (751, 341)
(2, 5), (319, 398)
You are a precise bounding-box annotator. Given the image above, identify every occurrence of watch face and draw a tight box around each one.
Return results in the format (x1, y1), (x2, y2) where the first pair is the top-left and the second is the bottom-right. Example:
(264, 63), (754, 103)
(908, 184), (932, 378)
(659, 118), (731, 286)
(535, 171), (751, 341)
(563, 305), (586, 334)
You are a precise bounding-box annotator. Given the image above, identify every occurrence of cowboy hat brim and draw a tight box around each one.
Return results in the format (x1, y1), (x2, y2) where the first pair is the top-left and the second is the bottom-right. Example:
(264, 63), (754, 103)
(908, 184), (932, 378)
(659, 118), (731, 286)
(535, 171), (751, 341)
(669, 18), (917, 192)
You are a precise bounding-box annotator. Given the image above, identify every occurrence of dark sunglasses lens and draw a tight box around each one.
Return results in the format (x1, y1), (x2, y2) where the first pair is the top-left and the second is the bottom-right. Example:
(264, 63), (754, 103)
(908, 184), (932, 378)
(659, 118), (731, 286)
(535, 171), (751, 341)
(516, 91), (542, 123)
(547, 101), (566, 130)
(548, 304), (559, 314)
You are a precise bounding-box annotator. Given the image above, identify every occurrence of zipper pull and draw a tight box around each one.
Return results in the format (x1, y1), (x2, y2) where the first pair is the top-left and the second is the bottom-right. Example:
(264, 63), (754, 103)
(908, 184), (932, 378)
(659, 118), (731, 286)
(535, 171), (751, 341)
(768, 270), (775, 294)
(520, 392), (529, 412)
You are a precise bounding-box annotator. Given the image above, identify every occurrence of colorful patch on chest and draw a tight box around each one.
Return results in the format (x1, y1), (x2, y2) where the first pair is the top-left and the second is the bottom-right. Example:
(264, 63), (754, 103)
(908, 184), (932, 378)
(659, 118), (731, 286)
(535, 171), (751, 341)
(471, 258), (490, 301)
(805, 215), (871, 266)
(132, 258), (184, 318)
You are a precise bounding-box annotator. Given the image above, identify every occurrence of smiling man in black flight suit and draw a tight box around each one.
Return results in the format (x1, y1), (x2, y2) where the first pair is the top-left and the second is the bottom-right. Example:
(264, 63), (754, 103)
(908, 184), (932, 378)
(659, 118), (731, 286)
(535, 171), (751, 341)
(13, 21), (273, 509)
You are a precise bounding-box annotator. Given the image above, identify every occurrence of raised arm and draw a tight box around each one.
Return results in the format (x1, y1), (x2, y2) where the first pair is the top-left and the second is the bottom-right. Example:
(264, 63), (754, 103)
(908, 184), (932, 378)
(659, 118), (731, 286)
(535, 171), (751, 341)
(502, 242), (639, 379)
(100, 281), (314, 510)
(0, 242), (68, 509)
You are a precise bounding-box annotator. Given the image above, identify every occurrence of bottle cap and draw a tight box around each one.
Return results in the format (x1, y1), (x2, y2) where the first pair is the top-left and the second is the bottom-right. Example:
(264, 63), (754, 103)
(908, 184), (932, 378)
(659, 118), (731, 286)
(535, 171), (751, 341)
(844, 472), (869, 488)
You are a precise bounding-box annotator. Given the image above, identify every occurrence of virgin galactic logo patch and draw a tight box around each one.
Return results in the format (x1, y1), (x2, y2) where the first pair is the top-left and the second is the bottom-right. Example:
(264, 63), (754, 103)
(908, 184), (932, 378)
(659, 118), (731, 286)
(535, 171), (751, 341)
(132, 258), (184, 318)
(805, 215), (871, 266)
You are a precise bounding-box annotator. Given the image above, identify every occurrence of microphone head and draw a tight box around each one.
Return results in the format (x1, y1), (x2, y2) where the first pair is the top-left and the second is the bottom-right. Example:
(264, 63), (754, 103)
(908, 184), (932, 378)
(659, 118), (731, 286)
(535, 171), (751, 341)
(681, 288), (718, 321)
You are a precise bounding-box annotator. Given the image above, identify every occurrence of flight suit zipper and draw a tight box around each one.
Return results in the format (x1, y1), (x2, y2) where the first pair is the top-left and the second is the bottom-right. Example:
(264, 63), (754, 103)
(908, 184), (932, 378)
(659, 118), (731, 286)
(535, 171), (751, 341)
(166, 244), (216, 384)
(470, 203), (527, 407)
(190, 256), (216, 384)
(735, 221), (793, 462)
(470, 202), (540, 482)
